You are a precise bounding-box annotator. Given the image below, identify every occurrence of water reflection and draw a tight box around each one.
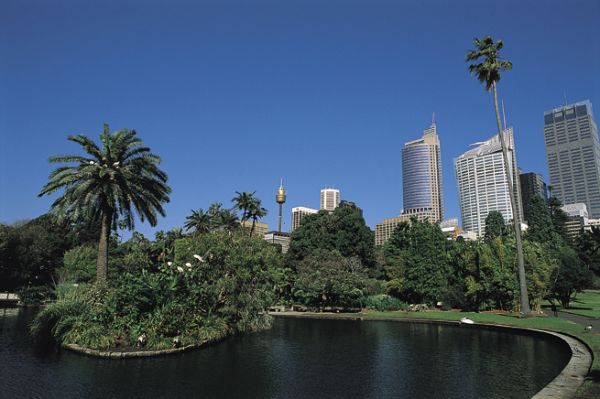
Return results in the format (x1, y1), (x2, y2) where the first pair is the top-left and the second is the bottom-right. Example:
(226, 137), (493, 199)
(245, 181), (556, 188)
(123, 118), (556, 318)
(0, 310), (570, 399)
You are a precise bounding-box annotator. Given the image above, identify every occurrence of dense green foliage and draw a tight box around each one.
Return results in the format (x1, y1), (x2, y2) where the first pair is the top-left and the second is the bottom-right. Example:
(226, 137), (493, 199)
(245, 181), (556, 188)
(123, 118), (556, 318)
(484, 211), (508, 241)
(524, 196), (553, 242)
(384, 220), (451, 304)
(379, 218), (573, 312)
(287, 206), (375, 270)
(38, 124), (171, 283)
(59, 245), (97, 284)
(548, 196), (569, 241)
(547, 248), (592, 308)
(577, 226), (600, 284)
(0, 214), (98, 291)
(376, 194), (598, 311)
(362, 294), (407, 311)
(32, 231), (281, 350)
(292, 250), (369, 308)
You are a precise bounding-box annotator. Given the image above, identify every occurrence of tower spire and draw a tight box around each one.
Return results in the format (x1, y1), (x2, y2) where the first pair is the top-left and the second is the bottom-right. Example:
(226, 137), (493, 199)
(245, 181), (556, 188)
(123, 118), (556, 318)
(432, 112), (436, 126)
(276, 179), (287, 232)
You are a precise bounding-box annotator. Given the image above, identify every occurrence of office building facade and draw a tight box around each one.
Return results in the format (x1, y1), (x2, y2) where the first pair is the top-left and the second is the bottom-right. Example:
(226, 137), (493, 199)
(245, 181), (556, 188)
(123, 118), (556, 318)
(454, 128), (523, 238)
(401, 121), (443, 222)
(320, 188), (340, 212)
(544, 101), (600, 218)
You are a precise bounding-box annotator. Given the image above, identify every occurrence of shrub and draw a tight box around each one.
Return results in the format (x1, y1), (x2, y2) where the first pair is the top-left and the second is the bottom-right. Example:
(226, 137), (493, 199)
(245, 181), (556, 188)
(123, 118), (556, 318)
(292, 250), (369, 308)
(16, 285), (55, 305)
(362, 294), (407, 311)
(58, 245), (96, 283)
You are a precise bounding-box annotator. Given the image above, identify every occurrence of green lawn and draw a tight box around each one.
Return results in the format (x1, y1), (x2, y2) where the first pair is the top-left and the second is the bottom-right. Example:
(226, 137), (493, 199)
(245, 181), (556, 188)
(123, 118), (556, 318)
(357, 310), (600, 399)
(551, 290), (600, 319)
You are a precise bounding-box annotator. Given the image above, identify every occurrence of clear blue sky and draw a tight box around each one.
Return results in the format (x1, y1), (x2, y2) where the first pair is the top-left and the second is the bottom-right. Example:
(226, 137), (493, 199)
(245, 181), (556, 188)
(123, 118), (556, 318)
(1, 0), (599, 237)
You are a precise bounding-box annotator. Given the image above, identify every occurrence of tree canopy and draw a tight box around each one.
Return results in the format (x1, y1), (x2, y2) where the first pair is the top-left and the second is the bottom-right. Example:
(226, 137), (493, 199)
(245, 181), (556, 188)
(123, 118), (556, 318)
(484, 211), (508, 242)
(383, 219), (451, 304)
(38, 124), (171, 283)
(287, 206), (375, 270)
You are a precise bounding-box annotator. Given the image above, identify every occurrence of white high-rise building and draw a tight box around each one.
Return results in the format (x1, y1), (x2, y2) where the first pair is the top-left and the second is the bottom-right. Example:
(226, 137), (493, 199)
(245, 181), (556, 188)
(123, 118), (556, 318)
(291, 207), (318, 231)
(320, 188), (340, 212)
(454, 128), (523, 238)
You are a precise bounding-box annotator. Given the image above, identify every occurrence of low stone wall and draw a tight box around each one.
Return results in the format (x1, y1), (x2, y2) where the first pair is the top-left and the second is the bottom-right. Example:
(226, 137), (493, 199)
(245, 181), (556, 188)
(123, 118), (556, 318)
(531, 331), (592, 399)
(63, 342), (202, 358)
(272, 312), (593, 399)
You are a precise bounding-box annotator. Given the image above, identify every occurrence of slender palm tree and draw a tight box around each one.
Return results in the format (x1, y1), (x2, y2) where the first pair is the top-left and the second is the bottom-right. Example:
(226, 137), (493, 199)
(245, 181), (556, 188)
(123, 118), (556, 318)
(184, 209), (211, 235)
(232, 191), (255, 224)
(39, 124), (171, 284)
(466, 35), (530, 314)
(248, 199), (268, 237)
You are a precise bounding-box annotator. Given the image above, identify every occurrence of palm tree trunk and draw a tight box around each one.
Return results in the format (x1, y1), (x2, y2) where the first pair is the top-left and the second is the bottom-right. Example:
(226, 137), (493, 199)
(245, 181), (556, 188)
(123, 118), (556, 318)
(250, 218), (256, 237)
(492, 82), (530, 314)
(96, 212), (111, 285)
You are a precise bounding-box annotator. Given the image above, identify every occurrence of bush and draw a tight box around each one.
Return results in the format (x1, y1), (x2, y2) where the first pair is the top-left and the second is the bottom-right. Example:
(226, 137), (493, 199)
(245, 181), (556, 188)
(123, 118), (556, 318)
(362, 294), (407, 311)
(58, 245), (96, 283)
(292, 250), (369, 308)
(16, 285), (55, 305)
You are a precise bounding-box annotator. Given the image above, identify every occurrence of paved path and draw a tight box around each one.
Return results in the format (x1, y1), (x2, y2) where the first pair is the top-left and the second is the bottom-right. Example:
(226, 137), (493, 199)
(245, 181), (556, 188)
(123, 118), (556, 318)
(557, 311), (600, 331)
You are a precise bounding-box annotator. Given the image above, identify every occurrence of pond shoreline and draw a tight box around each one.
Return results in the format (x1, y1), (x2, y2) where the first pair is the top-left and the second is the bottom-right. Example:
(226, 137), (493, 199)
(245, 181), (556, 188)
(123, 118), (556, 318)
(63, 342), (203, 358)
(56, 309), (592, 398)
(272, 311), (593, 399)
(61, 333), (231, 359)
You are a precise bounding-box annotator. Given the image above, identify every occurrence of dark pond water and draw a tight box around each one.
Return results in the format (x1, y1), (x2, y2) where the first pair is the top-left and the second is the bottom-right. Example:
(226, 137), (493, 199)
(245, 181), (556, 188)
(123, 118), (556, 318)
(0, 308), (570, 399)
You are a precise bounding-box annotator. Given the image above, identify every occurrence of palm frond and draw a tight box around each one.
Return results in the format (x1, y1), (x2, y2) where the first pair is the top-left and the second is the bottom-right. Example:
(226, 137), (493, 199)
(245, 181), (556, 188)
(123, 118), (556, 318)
(40, 125), (171, 232)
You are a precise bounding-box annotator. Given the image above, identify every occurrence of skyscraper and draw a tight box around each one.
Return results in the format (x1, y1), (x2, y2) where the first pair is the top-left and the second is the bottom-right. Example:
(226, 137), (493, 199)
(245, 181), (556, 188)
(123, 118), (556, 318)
(401, 120), (443, 222)
(519, 171), (548, 218)
(543, 100), (600, 218)
(320, 188), (340, 212)
(455, 128), (523, 238)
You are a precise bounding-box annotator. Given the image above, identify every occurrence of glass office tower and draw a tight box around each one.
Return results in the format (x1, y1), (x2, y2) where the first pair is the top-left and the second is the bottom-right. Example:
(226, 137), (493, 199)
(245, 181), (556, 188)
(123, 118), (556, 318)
(401, 122), (443, 222)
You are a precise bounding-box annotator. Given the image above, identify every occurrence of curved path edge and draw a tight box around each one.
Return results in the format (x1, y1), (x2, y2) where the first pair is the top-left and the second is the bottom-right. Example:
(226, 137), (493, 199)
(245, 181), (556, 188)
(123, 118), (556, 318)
(271, 312), (592, 399)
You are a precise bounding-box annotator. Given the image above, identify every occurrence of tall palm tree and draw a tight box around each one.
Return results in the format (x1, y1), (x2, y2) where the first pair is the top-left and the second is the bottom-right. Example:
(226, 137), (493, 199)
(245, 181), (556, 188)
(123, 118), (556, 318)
(232, 191), (255, 224)
(39, 124), (171, 284)
(248, 199), (268, 237)
(184, 209), (211, 235)
(466, 35), (530, 314)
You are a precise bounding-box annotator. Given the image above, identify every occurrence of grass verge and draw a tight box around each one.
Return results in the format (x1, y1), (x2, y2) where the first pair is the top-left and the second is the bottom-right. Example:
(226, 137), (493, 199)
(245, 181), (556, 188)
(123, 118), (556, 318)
(545, 290), (600, 319)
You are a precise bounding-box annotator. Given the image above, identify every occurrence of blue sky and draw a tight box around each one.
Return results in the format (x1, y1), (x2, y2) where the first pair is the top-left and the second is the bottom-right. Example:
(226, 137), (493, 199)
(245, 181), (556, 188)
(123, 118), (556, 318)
(1, 0), (599, 237)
